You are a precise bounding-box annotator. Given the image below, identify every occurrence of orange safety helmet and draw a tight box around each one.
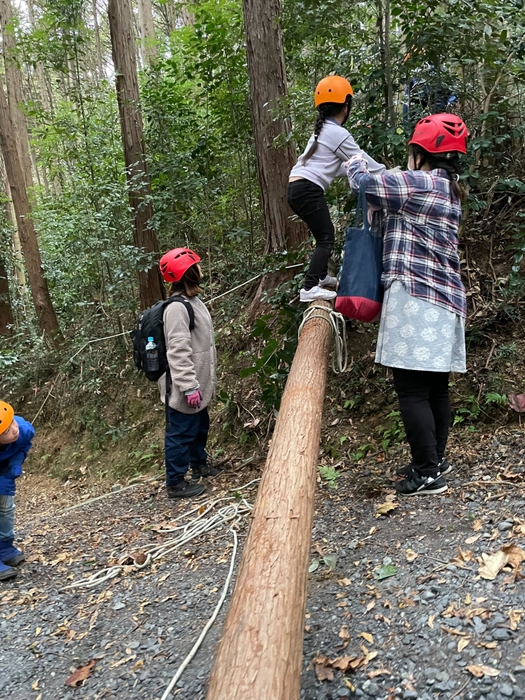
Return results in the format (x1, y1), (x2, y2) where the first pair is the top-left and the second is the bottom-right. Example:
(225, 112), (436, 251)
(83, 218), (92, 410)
(0, 401), (14, 435)
(314, 76), (353, 108)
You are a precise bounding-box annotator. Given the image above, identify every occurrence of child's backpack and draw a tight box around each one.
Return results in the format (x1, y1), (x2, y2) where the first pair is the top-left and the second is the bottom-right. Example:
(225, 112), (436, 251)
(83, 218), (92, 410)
(131, 296), (195, 381)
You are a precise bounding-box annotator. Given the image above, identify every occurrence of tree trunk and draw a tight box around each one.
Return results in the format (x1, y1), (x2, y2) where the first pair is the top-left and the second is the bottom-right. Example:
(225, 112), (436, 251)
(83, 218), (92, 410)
(0, 78), (61, 342)
(91, 0), (105, 78)
(0, 0), (35, 191)
(137, 0), (158, 66)
(107, 0), (165, 309)
(0, 255), (13, 335)
(242, 0), (306, 252)
(207, 301), (333, 700)
(0, 154), (26, 288)
(377, 0), (395, 129)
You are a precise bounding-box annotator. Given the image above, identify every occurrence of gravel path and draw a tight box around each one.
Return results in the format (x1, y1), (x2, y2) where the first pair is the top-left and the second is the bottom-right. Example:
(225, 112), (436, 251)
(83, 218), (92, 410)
(1, 428), (525, 700)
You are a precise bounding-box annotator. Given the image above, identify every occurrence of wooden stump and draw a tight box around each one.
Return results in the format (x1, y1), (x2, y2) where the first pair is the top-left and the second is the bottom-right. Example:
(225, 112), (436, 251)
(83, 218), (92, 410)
(207, 301), (333, 700)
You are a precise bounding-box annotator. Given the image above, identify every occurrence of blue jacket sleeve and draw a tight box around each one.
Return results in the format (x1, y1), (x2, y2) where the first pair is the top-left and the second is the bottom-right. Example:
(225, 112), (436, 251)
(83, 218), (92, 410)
(0, 417), (35, 478)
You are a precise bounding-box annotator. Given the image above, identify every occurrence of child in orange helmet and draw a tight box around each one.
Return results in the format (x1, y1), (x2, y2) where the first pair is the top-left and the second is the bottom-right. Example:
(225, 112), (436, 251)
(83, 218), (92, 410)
(0, 401), (35, 580)
(288, 75), (388, 302)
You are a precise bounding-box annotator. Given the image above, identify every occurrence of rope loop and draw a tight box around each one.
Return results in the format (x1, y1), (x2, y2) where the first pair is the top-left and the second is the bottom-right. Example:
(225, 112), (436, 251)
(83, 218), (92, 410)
(298, 304), (348, 374)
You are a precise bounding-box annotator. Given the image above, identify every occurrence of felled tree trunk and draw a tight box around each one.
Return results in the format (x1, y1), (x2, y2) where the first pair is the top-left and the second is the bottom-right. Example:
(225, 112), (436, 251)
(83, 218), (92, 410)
(207, 301), (333, 700)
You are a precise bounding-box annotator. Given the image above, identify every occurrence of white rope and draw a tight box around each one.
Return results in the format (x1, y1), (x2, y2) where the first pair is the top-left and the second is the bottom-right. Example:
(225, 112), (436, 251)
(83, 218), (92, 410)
(298, 305), (348, 374)
(160, 528), (238, 700)
(62, 497), (251, 590)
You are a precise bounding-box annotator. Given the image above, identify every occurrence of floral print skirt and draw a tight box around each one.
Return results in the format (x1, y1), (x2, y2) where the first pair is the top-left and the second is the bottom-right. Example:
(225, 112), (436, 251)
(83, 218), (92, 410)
(375, 280), (466, 373)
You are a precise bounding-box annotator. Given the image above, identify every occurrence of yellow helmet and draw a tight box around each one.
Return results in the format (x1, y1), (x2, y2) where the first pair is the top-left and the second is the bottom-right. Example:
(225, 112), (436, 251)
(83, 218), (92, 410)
(314, 76), (353, 107)
(0, 401), (14, 435)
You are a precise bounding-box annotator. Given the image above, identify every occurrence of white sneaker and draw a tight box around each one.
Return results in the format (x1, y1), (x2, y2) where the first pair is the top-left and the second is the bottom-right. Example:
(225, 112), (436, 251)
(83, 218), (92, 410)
(319, 274), (338, 289)
(299, 285), (337, 302)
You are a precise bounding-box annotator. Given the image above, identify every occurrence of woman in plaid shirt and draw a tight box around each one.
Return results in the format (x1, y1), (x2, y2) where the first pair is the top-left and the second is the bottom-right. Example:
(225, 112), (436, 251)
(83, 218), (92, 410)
(346, 114), (468, 496)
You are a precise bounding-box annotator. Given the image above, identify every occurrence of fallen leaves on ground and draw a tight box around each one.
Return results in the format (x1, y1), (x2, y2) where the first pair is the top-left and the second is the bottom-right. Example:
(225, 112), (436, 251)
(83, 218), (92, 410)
(478, 544), (525, 580)
(64, 659), (97, 687)
(312, 653), (367, 681)
(375, 502), (398, 518)
(466, 665), (500, 678)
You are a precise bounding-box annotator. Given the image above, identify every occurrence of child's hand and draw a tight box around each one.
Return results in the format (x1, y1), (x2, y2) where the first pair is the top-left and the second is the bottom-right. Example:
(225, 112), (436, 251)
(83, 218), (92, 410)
(186, 390), (202, 409)
(0, 474), (16, 496)
(344, 155), (366, 169)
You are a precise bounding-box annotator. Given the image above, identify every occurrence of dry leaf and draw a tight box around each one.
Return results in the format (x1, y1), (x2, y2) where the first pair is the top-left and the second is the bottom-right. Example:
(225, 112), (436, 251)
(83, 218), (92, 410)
(339, 625), (350, 640)
(502, 544), (525, 570)
(64, 659), (96, 687)
(405, 550), (418, 562)
(519, 652), (525, 668)
(359, 632), (374, 644)
(375, 502), (398, 518)
(314, 663), (334, 682)
(466, 535), (481, 545)
(428, 614), (435, 629)
(368, 668), (392, 679)
(465, 593), (471, 605)
(366, 601), (376, 613)
(473, 519), (483, 531)
(458, 637), (471, 652)
(31, 679), (40, 691)
(478, 641), (498, 649)
(333, 656), (357, 671)
(478, 550), (509, 580)
(338, 578), (351, 586)
(509, 609), (523, 630)
(466, 665), (500, 678)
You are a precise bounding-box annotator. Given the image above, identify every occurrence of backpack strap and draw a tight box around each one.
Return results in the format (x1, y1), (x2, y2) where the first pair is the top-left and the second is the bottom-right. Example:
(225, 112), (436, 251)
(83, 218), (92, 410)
(162, 295), (195, 331)
(162, 296), (196, 418)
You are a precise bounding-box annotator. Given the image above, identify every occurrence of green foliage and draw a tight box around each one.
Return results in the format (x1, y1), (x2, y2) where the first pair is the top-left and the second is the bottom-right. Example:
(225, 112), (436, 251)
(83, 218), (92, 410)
(318, 465), (340, 488)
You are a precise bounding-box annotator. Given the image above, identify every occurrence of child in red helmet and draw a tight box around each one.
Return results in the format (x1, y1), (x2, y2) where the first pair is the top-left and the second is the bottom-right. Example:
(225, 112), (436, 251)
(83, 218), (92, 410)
(288, 75), (388, 302)
(345, 113), (468, 496)
(158, 249), (220, 499)
(0, 401), (35, 580)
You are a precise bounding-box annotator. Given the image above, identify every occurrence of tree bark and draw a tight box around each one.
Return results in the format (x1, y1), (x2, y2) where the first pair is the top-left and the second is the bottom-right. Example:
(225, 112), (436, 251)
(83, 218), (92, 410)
(242, 0), (306, 252)
(0, 255), (13, 335)
(207, 301), (333, 700)
(137, 0), (158, 66)
(0, 78), (61, 342)
(107, 0), (165, 309)
(92, 0), (105, 78)
(0, 0), (35, 190)
(0, 154), (26, 288)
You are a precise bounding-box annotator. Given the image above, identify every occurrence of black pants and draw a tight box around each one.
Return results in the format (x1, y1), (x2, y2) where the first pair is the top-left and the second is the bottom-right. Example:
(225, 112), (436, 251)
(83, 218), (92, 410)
(287, 179), (334, 290)
(392, 368), (451, 476)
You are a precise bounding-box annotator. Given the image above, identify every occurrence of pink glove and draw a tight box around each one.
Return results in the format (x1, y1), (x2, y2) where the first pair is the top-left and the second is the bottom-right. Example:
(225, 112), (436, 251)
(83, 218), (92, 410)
(186, 390), (202, 409)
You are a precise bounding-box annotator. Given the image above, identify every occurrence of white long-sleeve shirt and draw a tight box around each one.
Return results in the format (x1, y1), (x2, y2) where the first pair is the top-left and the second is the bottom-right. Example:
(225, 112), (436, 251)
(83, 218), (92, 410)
(290, 118), (386, 191)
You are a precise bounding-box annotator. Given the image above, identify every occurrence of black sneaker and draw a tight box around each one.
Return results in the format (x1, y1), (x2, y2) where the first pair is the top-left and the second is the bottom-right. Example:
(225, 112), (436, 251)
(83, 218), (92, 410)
(396, 457), (452, 478)
(191, 463), (223, 480)
(167, 480), (206, 498)
(396, 471), (448, 496)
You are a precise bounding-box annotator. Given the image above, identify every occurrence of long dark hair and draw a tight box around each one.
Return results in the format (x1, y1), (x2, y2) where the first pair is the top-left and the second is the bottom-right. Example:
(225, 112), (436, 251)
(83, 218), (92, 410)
(410, 144), (463, 200)
(168, 263), (202, 298)
(302, 96), (353, 165)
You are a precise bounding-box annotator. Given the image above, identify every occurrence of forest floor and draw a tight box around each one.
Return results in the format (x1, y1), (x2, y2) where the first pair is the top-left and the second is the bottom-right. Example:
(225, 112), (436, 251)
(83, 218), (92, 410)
(1, 426), (525, 700)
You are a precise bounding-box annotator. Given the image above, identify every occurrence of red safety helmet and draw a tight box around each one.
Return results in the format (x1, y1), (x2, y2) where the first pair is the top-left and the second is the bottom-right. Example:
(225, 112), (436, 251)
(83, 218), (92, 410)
(409, 113), (468, 155)
(159, 248), (201, 283)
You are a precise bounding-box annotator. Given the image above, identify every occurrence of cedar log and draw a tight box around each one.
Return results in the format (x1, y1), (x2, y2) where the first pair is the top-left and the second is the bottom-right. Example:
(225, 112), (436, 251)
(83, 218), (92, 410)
(207, 300), (333, 700)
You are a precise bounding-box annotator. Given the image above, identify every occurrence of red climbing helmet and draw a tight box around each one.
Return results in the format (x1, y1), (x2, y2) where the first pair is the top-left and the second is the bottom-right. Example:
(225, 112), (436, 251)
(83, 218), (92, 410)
(409, 113), (468, 154)
(159, 248), (201, 283)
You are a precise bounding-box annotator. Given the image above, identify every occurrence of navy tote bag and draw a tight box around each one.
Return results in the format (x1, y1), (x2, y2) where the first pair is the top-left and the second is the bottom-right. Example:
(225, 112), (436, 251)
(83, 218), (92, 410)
(335, 182), (384, 323)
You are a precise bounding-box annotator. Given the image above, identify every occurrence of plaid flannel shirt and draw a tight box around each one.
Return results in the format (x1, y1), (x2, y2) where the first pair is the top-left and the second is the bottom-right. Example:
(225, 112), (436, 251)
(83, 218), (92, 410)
(346, 160), (467, 318)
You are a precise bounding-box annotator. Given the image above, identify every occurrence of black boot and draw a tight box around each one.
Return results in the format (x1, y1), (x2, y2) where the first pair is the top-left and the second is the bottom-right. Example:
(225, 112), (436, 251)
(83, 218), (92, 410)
(167, 480), (206, 498)
(191, 462), (223, 480)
